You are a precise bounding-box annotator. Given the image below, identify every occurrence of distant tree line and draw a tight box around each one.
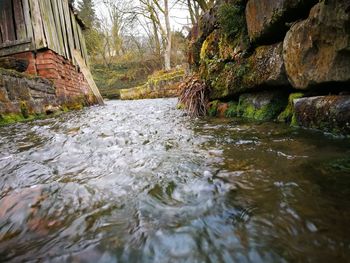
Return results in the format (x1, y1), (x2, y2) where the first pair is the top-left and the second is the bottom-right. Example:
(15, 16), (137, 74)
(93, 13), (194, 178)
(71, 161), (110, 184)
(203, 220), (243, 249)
(74, 0), (213, 70)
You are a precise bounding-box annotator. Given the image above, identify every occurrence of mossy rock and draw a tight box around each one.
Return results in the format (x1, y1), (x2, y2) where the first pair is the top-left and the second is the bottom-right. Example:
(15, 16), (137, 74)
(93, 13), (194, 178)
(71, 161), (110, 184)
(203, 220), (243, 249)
(292, 95), (350, 135)
(208, 100), (219, 117)
(278, 92), (304, 124)
(0, 113), (26, 125)
(225, 102), (239, 118)
(204, 42), (288, 100)
(237, 91), (288, 121)
(200, 31), (220, 61)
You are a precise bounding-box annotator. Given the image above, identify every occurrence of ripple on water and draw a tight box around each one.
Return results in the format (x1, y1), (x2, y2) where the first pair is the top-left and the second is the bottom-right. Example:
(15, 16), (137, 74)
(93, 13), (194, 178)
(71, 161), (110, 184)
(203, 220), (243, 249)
(0, 99), (350, 262)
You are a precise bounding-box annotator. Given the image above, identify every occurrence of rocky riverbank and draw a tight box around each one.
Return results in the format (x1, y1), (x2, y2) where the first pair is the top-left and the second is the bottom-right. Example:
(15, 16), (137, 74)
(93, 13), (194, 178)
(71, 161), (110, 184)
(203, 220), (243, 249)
(120, 68), (185, 100)
(185, 0), (350, 136)
(0, 68), (97, 126)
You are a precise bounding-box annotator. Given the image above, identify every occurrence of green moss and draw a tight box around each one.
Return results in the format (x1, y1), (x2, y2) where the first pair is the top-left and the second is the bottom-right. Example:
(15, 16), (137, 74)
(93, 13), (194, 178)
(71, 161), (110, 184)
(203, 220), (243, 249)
(200, 38), (210, 61)
(176, 103), (185, 110)
(218, 3), (245, 39)
(120, 69), (184, 100)
(208, 100), (219, 117)
(291, 114), (299, 127)
(225, 102), (238, 117)
(20, 101), (30, 119)
(237, 93), (288, 121)
(0, 113), (25, 125)
(278, 93), (304, 123)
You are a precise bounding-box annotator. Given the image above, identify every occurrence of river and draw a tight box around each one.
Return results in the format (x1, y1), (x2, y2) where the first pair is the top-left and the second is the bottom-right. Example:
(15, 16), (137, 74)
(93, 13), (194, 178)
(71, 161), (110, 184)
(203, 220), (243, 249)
(0, 99), (349, 262)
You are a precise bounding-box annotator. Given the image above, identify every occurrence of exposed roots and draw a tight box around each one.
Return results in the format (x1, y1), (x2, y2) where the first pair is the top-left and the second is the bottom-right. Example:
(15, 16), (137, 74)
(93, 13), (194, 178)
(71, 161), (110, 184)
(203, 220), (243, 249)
(178, 75), (209, 117)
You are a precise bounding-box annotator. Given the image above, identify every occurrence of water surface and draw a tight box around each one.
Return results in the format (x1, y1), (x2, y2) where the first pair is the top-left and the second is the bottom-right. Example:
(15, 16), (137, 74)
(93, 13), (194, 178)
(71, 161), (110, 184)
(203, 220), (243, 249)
(0, 99), (349, 262)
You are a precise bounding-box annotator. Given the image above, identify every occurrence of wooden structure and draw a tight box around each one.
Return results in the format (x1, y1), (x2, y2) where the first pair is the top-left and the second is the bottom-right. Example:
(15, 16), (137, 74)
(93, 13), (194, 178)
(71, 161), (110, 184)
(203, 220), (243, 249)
(0, 0), (88, 65)
(0, 0), (103, 105)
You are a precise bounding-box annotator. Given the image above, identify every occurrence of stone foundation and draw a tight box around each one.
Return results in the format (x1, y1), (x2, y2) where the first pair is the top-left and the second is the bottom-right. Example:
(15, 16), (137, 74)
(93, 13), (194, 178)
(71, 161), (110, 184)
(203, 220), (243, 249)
(11, 50), (95, 103)
(0, 49), (99, 125)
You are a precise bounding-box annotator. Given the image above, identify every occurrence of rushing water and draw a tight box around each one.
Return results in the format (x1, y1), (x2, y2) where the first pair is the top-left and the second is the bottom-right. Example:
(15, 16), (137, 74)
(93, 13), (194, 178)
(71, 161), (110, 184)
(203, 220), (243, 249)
(0, 99), (349, 263)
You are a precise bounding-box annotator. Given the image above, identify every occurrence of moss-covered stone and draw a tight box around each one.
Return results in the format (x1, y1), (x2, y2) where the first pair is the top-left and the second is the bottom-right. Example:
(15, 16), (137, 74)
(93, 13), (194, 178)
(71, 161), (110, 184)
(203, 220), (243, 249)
(120, 68), (185, 100)
(203, 42), (288, 100)
(293, 95), (350, 135)
(237, 91), (288, 121)
(208, 100), (219, 117)
(200, 32), (217, 61)
(278, 92), (304, 123)
(218, 1), (247, 40)
(225, 102), (239, 117)
(283, 1), (350, 89)
(0, 113), (26, 125)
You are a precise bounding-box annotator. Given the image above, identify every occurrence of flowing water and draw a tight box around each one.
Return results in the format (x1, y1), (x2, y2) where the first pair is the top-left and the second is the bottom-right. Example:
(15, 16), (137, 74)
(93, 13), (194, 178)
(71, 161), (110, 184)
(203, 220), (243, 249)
(0, 99), (349, 263)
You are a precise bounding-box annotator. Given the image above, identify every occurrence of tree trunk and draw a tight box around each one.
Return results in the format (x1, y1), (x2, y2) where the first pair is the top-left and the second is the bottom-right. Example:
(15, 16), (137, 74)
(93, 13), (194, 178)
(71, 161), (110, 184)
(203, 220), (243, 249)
(164, 0), (171, 70)
(151, 18), (161, 59)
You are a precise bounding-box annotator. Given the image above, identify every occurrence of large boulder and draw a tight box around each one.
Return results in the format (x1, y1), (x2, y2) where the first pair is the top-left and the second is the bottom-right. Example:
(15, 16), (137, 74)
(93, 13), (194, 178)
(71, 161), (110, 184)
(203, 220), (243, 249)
(283, 1), (350, 89)
(204, 42), (289, 100)
(293, 96), (350, 135)
(245, 0), (318, 44)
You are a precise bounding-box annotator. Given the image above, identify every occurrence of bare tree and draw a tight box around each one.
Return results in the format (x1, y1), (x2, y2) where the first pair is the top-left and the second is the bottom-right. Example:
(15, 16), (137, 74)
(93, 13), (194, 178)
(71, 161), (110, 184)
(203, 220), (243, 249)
(137, 0), (173, 70)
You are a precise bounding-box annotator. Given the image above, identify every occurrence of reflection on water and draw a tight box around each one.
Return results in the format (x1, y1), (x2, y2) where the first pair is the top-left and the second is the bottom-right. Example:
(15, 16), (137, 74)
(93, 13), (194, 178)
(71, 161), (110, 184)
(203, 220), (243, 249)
(0, 99), (349, 262)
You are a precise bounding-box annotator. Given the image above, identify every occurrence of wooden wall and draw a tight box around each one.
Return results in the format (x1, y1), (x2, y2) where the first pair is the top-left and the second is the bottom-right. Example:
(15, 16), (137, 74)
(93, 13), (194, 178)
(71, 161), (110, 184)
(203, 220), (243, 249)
(0, 0), (88, 65)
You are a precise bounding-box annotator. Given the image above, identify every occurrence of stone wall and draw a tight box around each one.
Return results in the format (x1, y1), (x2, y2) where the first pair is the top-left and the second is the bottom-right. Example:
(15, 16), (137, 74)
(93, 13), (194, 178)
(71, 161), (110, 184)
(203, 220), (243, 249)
(189, 0), (350, 136)
(0, 49), (98, 125)
(11, 50), (94, 101)
(120, 69), (185, 100)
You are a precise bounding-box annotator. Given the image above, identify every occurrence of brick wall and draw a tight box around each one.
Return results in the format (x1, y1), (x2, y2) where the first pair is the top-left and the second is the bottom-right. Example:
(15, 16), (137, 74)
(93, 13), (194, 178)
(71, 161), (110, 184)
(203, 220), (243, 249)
(11, 50), (92, 103)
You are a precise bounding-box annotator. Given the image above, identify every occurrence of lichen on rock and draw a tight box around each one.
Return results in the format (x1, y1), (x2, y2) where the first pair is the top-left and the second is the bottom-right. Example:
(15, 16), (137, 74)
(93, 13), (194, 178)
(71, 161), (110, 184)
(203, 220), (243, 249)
(293, 95), (350, 135)
(246, 0), (318, 45)
(283, 0), (350, 89)
(237, 91), (288, 121)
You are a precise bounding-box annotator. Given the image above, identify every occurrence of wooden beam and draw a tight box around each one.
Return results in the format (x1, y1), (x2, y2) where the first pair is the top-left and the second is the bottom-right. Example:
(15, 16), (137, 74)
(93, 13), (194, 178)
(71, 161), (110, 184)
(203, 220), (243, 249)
(62, 0), (74, 62)
(71, 11), (81, 52)
(0, 0), (16, 42)
(73, 50), (104, 105)
(39, 0), (58, 53)
(0, 42), (33, 57)
(51, 0), (65, 57)
(22, 0), (34, 43)
(28, 0), (46, 49)
(13, 0), (27, 41)
(57, 0), (70, 59)
(0, 38), (31, 49)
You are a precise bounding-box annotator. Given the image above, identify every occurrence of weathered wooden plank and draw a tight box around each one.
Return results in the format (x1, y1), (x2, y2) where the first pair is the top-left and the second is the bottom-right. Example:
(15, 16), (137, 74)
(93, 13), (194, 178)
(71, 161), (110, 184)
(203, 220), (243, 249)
(13, 0), (27, 41)
(77, 25), (88, 65)
(0, 0), (16, 42)
(0, 0), (6, 43)
(81, 32), (89, 66)
(71, 12), (81, 53)
(62, 0), (74, 62)
(0, 42), (32, 57)
(73, 50), (104, 105)
(28, 0), (47, 49)
(22, 0), (34, 43)
(0, 38), (31, 49)
(51, 0), (65, 57)
(57, 0), (70, 59)
(39, 0), (59, 53)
